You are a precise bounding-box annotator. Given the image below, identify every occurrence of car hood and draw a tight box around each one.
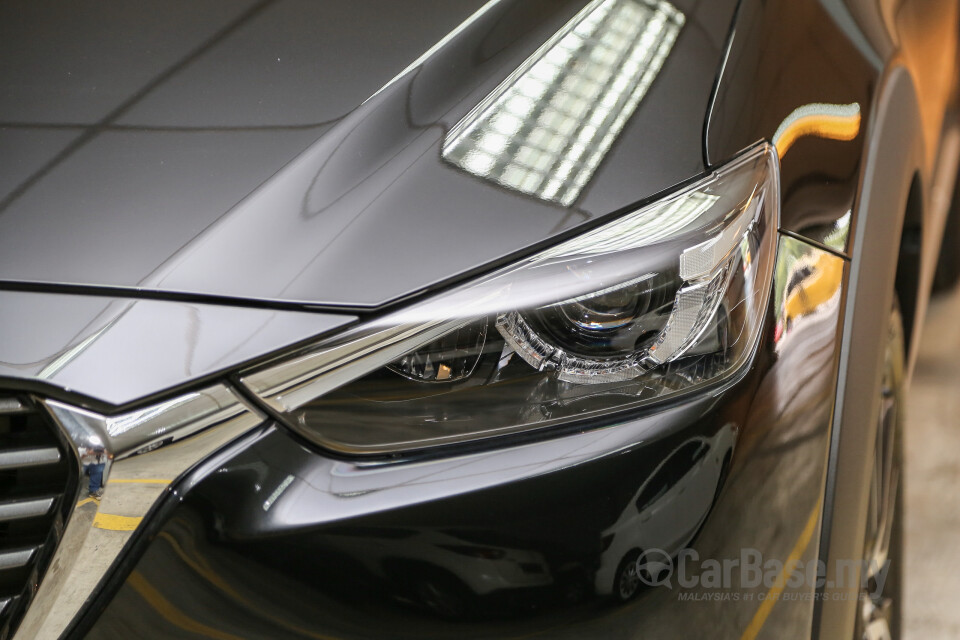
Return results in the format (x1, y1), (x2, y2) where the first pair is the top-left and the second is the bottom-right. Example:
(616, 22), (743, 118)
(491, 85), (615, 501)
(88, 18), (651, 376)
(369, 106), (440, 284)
(0, 0), (736, 309)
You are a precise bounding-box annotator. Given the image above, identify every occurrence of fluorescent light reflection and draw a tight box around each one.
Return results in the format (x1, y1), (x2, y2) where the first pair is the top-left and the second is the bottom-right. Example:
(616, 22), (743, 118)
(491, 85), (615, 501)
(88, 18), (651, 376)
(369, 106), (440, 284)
(443, 0), (685, 206)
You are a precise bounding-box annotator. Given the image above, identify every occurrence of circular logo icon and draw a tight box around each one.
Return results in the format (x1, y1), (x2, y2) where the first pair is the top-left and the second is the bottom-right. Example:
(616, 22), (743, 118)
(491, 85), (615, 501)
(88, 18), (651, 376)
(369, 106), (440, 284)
(636, 548), (674, 587)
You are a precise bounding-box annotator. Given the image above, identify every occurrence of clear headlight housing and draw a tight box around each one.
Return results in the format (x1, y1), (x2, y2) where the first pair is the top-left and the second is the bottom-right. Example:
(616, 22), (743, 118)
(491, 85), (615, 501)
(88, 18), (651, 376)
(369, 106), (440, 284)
(240, 144), (779, 454)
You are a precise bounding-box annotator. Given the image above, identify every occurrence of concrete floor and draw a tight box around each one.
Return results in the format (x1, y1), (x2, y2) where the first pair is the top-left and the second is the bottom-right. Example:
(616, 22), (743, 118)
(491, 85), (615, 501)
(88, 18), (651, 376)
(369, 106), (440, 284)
(904, 284), (960, 639)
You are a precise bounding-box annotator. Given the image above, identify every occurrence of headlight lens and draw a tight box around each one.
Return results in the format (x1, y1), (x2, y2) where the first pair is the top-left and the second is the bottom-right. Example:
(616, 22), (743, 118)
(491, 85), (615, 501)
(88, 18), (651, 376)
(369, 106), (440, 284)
(240, 144), (779, 454)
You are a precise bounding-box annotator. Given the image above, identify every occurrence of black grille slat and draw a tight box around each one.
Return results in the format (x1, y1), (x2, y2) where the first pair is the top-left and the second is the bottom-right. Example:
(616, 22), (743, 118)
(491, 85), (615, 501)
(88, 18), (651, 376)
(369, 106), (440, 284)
(0, 397), (73, 638)
(0, 464), (70, 502)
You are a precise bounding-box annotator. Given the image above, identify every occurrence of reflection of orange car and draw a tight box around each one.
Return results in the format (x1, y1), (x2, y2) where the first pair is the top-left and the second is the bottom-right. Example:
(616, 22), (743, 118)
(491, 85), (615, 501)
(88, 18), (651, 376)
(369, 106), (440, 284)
(782, 251), (844, 331)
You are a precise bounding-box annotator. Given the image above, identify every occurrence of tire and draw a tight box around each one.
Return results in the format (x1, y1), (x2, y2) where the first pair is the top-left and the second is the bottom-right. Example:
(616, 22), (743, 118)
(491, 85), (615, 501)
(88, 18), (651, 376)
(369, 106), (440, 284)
(854, 303), (905, 639)
(412, 568), (474, 619)
(934, 174), (960, 291)
(612, 550), (642, 603)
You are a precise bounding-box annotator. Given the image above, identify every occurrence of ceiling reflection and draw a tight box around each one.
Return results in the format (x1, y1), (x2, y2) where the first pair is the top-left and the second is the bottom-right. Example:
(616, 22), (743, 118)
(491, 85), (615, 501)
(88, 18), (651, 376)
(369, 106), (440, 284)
(442, 0), (685, 206)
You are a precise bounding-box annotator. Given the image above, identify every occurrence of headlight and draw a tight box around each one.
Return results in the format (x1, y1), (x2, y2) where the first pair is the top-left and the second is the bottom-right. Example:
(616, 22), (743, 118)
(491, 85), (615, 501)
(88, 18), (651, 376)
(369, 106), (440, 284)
(240, 144), (779, 454)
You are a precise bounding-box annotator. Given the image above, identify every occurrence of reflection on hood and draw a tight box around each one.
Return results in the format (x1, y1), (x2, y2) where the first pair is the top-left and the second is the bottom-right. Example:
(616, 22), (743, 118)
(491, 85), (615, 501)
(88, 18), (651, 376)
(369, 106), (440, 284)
(443, 0), (684, 206)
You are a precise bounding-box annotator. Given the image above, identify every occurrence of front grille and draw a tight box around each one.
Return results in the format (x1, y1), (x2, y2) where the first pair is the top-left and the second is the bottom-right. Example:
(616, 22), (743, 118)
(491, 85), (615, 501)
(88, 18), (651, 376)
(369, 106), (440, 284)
(0, 397), (75, 639)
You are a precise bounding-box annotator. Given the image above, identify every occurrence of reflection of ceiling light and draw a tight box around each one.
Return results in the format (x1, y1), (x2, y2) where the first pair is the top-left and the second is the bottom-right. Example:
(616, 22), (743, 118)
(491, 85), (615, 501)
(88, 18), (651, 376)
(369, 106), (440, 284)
(443, 0), (685, 206)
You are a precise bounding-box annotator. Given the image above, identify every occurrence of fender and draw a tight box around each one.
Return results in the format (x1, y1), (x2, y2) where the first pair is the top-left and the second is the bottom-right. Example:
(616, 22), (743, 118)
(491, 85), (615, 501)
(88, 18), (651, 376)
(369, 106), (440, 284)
(815, 60), (935, 639)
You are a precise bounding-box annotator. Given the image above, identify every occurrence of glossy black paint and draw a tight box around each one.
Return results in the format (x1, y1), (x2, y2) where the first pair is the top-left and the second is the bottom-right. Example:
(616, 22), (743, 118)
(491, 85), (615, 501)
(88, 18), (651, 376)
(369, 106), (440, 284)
(80, 241), (848, 639)
(707, 0), (959, 257)
(0, 290), (355, 407)
(706, 0), (877, 252)
(0, 0), (737, 308)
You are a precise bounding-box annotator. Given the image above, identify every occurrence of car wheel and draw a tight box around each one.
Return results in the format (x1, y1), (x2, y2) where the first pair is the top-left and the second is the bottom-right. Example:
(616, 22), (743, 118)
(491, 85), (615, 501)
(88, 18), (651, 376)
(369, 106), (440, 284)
(613, 550), (642, 602)
(855, 303), (905, 640)
(413, 569), (472, 619)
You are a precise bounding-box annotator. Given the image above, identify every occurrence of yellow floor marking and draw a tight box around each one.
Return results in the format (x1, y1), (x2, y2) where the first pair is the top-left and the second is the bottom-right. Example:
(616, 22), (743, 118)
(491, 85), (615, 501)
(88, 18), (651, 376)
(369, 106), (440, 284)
(128, 570), (246, 640)
(93, 513), (143, 531)
(109, 478), (172, 485)
(740, 501), (822, 640)
(75, 497), (97, 508)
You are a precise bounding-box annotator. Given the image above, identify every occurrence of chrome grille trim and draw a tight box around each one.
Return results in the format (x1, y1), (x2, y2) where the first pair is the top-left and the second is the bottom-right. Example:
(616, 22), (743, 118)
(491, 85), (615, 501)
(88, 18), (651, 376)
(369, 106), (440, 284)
(0, 448), (61, 471)
(0, 549), (37, 572)
(0, 396), (73, 638)
(0, 399), (27, 415)
(13, 385), (266, 640)
(0, 498), (55, 523)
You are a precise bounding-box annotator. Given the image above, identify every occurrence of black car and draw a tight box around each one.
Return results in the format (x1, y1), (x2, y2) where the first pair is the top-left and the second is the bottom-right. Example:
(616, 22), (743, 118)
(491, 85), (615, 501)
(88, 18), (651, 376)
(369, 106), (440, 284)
(1, 0), (958, 638)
